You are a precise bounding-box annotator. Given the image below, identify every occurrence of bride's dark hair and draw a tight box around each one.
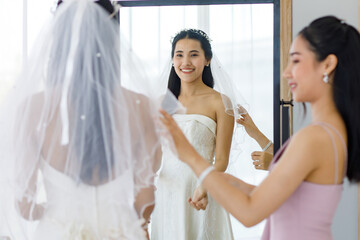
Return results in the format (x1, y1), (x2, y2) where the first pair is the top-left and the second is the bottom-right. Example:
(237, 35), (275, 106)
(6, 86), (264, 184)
(168, 29), (214, 98)
(57, 0), (115, 15)
(53, 0), (118, 184)
(299, 16), (360, 181)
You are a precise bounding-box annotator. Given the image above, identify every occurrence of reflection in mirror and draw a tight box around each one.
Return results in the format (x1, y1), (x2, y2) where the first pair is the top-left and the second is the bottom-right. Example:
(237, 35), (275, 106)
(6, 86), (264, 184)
(120, 4), (273, 239)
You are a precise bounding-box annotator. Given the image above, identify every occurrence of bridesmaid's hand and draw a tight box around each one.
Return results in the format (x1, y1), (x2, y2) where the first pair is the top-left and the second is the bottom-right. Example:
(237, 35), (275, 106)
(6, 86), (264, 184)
(236, 107), (261, 140)
(159, 110), (198, 164)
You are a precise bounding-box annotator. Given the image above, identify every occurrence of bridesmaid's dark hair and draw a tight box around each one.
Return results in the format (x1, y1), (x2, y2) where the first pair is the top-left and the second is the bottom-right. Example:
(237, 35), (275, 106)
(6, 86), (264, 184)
(299, 16), (360, 181)
(168, 29), (214, 98)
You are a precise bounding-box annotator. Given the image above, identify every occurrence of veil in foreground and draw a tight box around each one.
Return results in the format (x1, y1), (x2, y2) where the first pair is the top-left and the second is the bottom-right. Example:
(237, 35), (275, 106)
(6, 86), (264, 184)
(0, 0), (181, 239)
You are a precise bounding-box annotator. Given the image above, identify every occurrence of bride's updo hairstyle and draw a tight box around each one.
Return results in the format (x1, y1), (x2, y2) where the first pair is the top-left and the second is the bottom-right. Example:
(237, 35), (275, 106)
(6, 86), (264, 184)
(299, 16), (360, 181)
(57, 0), (115, 16)
(168, 29), (214, 98)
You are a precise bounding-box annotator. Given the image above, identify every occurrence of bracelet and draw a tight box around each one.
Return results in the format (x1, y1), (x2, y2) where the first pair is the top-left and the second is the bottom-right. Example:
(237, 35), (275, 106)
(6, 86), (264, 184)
(197, 166), (215, 185)
(262, 141), (272, 151)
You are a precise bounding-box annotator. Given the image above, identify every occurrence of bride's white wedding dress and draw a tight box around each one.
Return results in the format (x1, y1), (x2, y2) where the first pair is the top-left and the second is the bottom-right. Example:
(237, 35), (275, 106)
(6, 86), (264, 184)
(34, 160), (147, 240)
(151, 114), (234, 240)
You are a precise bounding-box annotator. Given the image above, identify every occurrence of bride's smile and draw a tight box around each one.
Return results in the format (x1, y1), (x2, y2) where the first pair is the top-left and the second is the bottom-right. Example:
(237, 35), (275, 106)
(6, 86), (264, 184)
(173, 38), (210, 84)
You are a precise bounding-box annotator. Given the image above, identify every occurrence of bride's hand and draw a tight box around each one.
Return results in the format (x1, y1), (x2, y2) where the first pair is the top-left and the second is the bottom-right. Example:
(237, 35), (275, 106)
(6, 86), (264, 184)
(159, 110), (198, 164)
(188, 185), (208, 211)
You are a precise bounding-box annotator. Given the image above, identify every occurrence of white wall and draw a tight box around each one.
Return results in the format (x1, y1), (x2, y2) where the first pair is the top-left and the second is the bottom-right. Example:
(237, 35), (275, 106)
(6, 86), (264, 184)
(292, 0), (358, 239)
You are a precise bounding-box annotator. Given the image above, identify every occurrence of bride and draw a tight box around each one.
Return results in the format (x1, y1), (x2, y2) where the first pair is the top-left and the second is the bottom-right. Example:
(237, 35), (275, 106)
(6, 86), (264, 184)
(151, 29), (246, 240)
(0, 0), (180, 239)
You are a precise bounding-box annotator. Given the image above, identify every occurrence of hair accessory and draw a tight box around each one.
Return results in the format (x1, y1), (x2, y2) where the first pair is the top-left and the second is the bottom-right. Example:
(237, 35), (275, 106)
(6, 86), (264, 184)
(50, 1), (58, 14)
(340, 19), (346, 24)
(323, 72), (329, 83)
(198, 165), (215, 185)
(170, 29), (212, 44)
(109, 2), (121, 19)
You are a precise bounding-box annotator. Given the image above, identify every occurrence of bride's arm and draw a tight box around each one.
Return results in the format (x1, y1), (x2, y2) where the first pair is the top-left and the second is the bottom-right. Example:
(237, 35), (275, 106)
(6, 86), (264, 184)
(15, 159), (44, 221)
(15, 98), (45, 221)
(15, 144), (45, 220)
(17, 187), (45, 220)
(133, 96), (162, 236)
(213, 96), (234, 172)
(134, 187), (155, 240)
(190, 96), (234, 209)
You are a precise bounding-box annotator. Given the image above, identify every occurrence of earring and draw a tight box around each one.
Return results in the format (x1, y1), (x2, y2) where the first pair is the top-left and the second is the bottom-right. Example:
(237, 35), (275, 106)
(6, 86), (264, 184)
(206, 64), (210, 67)
(323, 72), (329, 83)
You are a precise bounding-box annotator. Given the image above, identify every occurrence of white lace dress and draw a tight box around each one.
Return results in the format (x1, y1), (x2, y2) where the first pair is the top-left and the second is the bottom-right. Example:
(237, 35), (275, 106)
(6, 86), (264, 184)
(151, 114), (234, 240)
(34, 160), (147, 240)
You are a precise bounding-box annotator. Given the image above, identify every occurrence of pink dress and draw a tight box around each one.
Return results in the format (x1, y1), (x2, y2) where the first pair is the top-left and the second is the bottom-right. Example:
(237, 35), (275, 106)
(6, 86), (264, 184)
(261, 122), (347, 240)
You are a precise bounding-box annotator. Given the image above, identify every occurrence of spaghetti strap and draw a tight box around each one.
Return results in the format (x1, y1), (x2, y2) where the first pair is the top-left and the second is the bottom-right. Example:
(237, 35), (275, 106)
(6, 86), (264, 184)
(316, 122), (348, 160)
(312, 122), (348, 184)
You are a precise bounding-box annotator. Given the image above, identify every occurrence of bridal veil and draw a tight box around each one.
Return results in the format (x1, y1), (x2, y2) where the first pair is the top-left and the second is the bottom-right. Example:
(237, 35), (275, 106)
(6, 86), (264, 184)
(0, 0), (181, 239)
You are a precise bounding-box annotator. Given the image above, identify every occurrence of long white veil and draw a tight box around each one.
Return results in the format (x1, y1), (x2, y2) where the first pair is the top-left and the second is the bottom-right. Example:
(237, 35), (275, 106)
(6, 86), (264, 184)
(0, 0), (181, 239)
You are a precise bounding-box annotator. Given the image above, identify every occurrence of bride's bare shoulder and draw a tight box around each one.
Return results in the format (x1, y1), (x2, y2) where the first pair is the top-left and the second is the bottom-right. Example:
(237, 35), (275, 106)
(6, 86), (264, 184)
(19, 92), (45, 113)
(118, 87), (149, 103)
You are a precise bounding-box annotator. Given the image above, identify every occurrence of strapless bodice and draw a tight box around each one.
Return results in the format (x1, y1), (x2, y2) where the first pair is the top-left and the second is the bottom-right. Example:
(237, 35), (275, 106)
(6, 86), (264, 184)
(173, 113), (216, 162)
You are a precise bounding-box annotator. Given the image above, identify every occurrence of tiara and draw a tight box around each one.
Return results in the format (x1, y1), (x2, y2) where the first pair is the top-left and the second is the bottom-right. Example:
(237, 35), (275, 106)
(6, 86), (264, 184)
(109, 2), (121, 19)
(170, 28), (212, 43)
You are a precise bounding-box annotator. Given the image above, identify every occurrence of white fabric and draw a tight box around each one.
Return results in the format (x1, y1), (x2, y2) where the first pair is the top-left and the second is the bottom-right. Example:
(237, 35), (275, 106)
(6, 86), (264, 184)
(211, 55), (248, 117)
(151, 114), (234, 240)
(33, 160), (146, 240)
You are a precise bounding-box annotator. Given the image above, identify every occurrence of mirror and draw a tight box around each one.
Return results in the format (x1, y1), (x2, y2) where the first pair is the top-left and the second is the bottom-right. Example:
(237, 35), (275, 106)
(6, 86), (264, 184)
(118, 1), (276, 239)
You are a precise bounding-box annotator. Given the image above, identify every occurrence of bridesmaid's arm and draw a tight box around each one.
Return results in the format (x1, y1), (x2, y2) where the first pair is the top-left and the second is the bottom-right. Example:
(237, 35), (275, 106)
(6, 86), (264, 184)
(221, 173), (256, 195)
(236, 110), (273, 170)
(160, 110), (327, 227)
(236, 110), (273, 155)
(186, 131), (318, 226)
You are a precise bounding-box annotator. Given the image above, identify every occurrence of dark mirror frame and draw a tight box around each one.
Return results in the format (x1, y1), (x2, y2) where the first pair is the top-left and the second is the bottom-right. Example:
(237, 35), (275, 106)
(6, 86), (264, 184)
(116, 0), (282, 152)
